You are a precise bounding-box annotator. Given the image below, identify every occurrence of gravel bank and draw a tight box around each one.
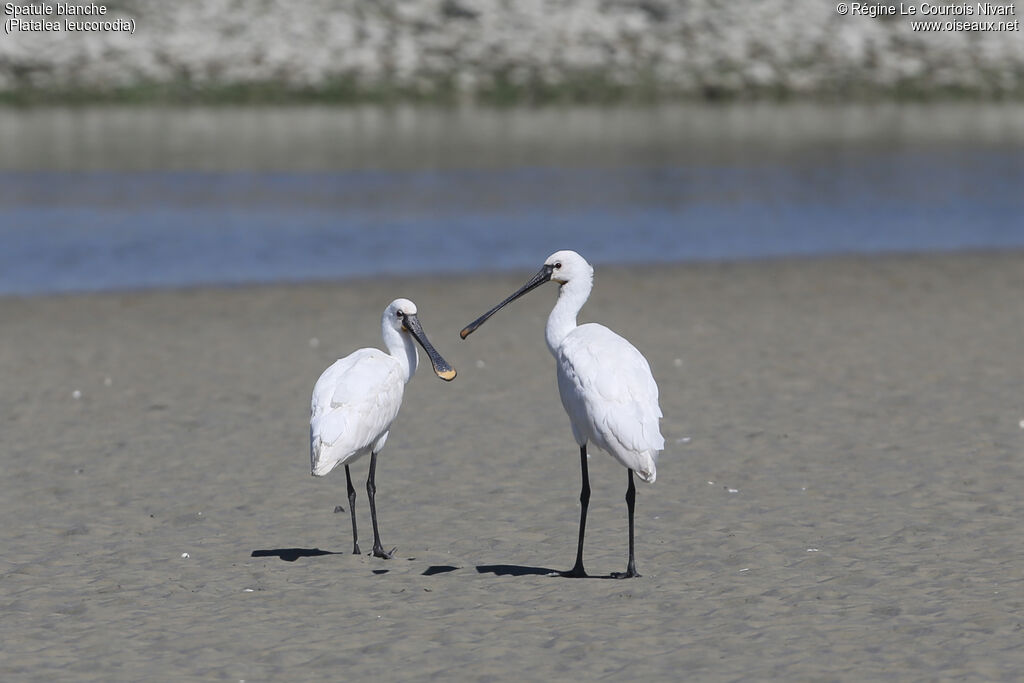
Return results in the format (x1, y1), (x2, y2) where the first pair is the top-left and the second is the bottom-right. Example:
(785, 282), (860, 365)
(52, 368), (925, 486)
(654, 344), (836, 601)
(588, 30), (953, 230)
(2, 1), (1023, 101)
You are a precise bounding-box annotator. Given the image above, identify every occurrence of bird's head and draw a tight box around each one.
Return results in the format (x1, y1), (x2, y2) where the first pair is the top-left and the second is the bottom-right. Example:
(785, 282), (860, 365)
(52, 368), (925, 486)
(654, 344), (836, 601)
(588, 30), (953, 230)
(544, 250), (593, 286)
(384, 298), (456, 381)
(460, 250), (593, 339)
(385, 298), (418, 332)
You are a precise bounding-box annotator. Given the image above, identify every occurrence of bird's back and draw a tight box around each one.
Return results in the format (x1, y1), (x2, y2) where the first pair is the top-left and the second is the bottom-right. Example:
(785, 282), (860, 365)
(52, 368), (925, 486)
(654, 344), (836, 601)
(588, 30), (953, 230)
(310, 348), (405, 476)
(555, 323), (664, 483)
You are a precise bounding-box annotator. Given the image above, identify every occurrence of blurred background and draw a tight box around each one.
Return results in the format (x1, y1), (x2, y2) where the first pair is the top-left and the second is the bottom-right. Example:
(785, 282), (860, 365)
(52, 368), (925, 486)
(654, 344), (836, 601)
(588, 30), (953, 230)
(1, 0), (1023, 295)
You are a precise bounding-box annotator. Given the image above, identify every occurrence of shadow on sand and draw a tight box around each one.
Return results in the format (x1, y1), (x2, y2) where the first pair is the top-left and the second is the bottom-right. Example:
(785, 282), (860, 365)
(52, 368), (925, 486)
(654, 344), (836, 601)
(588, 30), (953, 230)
(247, 552), (619, 578)
(422, 565), (459, 576)
(476, 564), (616, 578)
(250, 548), (337, 562)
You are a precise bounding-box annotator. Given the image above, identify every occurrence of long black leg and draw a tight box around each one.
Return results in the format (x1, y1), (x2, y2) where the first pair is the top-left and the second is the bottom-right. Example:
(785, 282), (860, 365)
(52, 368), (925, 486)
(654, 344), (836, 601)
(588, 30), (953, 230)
(344, 465), (360, 555)
(562, 444), (590, 578)
(613, 469), (641, 579)
(366, 451), (394, 559)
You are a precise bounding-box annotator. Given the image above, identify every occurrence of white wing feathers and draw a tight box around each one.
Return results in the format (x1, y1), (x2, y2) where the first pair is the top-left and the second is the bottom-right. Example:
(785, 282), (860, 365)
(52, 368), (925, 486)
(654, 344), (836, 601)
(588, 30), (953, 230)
(556, 324), (664, 482)
(310, 348), (405, 476)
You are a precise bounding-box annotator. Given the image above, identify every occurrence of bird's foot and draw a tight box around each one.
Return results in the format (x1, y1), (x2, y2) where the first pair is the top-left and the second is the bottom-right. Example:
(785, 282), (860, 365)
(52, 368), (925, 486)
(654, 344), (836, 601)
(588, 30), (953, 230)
(611, 568), (641, 579)
(371, 545), (396, 559)
(351, 543), (362, 555)
(560, 563), (588, 579)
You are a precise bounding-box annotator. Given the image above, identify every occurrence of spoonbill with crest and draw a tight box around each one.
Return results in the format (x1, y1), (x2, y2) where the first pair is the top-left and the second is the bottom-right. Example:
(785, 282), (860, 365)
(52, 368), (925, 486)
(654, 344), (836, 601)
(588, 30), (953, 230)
(461, 250), (664, 578)
(311, 298), (456, 558)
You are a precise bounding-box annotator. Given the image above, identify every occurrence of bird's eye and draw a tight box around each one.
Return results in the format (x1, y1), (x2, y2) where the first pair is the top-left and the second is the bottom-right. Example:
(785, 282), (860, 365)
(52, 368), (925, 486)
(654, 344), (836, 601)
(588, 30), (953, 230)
(396, 310), (403, 317)
(554, 262), (562, 269)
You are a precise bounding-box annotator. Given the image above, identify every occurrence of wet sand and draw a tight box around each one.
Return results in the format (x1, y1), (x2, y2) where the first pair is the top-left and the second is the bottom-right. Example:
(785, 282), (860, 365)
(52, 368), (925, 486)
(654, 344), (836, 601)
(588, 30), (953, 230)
(2, 252), (1023, 680)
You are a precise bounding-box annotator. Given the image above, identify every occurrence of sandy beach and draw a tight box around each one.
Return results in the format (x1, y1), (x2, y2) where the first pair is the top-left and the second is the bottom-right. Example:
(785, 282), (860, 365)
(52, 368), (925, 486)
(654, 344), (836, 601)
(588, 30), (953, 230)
(2, 252), (1023, 680)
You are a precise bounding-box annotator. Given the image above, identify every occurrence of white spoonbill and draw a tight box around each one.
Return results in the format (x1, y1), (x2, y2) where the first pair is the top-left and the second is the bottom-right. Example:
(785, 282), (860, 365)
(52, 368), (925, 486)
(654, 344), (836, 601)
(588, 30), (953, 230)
(461, 251), (663, 578)
(311, 298), (456, 558)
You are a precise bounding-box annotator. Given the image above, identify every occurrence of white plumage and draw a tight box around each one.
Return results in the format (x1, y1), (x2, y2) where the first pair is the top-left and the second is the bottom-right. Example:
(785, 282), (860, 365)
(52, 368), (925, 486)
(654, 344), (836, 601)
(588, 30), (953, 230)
(461, 250), (664, 578)
(555, 323), (664, 484)
(310, 348), (404, 477)
(310, 298), (455, 558)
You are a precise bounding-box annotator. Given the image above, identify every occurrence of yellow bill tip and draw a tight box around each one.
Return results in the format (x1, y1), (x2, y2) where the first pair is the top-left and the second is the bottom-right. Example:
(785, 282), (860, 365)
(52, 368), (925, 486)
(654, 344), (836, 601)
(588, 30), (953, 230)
(436, 367), (457, 381)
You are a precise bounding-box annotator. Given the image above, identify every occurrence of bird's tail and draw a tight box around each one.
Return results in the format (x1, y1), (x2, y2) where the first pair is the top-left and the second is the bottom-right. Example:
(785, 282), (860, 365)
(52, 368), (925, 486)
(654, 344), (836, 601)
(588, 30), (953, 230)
(310, 442), (338, 477)
(310, 440), (325, 477)
(310, 429), (335, 477)
(310, 425), (321, 476)
(634, 451), (657, 484)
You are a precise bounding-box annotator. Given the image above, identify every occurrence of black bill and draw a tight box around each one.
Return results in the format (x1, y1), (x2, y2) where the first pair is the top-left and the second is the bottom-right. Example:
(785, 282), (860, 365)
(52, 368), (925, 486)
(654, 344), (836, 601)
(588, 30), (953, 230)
(460, 263), (554, 339)
(402, 313), (457, 381)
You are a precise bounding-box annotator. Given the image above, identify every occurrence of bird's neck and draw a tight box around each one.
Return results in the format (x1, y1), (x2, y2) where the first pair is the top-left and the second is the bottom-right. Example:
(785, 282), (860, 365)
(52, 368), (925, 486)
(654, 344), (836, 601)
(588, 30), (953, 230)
(383, 324), (418, 382)
(546, 278), (590, 354)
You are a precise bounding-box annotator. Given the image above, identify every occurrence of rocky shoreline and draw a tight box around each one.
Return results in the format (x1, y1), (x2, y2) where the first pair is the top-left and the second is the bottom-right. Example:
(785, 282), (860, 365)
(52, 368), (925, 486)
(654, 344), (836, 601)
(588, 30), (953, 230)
(2, 1), (1023, 102)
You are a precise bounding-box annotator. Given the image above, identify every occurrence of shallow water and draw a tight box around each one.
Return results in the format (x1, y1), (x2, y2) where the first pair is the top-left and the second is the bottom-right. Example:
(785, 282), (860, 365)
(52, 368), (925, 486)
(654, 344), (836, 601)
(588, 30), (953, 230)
(2, 104), (1023, 295)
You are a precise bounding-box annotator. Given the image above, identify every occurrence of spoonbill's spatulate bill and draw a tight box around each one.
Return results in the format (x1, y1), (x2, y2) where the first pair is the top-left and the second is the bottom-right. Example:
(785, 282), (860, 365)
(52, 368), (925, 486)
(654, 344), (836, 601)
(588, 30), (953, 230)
(461, 251), (664, 578)
(311, 298), (456, 558)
